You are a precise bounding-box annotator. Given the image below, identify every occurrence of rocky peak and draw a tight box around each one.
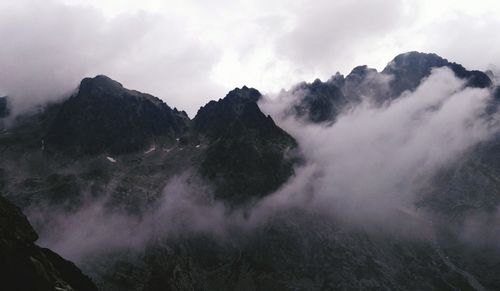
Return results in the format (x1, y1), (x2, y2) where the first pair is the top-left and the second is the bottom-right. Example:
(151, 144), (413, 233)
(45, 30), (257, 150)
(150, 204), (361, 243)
(194, 86), (267, 137)
(78, 75), (124, 96)
(45, 75), (190, 155)
(291, 78), (347, 123)
(194, 86), (298, 204)
(347, 65), (378, 79)
(224, 85), (261, 103)
(383, 51), (492, 96)
(327, 72), (345, 87)
(383, 51), (448, 73)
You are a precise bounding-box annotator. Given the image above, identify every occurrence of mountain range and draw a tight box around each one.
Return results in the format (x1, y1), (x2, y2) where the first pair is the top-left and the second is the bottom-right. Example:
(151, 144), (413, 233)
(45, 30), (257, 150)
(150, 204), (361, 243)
(1, 51), (500, 290)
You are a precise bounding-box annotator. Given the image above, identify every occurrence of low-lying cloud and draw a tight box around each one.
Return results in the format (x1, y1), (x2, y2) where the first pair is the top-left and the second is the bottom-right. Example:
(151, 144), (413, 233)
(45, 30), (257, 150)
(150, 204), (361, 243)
(29, 68), (500, 266)
(259, 67), (500, 222)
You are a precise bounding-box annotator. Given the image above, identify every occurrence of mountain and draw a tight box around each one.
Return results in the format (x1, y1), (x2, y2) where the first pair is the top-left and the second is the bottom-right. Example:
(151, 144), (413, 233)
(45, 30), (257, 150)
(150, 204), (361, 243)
(0, 195), (97, 291)
(0, 79), (300, 289)
(45, 75), (190, 155)
(382, 51), (492, 96)
(1, 78), (298, 211)
(291, 78), (348, 123)
(194, 86), (297, 203)
(290, 51), (493, 123)
(2, 52), (500, 290)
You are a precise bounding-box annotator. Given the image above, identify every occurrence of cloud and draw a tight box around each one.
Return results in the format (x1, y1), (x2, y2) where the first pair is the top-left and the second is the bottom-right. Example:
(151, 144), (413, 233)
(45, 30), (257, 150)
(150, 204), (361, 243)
(1, 0), (500, 117)
(29, 173), (247, 263)
(276, 0), (410, 75)
(0, 0), (223, 116)
(260, 67), (500, 223)
(29, 68), (500, 266)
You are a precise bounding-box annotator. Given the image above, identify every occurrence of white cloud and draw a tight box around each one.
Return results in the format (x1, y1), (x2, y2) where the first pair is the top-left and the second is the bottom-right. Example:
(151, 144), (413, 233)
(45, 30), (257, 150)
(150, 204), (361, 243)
(1, 0), (500, 116)
(260, 68), (500, 223)
(32, 69), (500, 264)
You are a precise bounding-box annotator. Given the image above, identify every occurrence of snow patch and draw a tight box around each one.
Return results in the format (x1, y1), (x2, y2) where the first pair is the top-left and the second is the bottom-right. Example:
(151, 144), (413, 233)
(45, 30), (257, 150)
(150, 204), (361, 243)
(144, 146), (156, 154)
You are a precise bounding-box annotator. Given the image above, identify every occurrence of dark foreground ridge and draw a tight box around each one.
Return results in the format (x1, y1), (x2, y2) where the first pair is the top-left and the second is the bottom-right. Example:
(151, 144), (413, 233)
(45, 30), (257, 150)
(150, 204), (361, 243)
(0, 196), (97, 291)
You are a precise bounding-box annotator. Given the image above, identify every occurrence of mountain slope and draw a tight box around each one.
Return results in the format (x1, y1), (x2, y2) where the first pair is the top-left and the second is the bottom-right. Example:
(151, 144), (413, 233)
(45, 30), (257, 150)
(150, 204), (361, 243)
(45, 75), (190, 155)
(0, 195), (97, 291)
(289, 51), (493, 123)
(383, 51), (492, 97)
(194, 86), (298, 204)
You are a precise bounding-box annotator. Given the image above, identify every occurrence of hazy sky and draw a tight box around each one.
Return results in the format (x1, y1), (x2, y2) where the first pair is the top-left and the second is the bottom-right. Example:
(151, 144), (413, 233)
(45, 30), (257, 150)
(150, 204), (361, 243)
(1, 0), (500, 115)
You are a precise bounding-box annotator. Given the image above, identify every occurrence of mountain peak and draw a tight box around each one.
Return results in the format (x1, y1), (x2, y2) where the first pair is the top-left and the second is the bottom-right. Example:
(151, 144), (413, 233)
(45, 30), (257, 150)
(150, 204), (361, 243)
(193, 87), (297, 203)
(349, 65), (378, 76)
(79, 75), (124, 96)
(225, 86), (261, 103)
(382, 51), (491, 96)
(383, 51), (448, 74)
(45, 76), (189, 155)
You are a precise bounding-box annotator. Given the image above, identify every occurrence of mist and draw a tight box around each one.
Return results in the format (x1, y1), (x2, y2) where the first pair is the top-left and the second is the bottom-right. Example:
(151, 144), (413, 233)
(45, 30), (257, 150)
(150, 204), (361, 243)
(0, 0), (223, 117)
(261, 68), (499, 221)
(25, 67), (500, 267)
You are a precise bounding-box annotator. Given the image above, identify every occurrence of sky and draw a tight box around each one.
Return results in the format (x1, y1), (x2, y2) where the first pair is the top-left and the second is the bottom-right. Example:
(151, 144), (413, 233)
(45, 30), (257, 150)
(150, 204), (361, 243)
(1, 0), (500, 116)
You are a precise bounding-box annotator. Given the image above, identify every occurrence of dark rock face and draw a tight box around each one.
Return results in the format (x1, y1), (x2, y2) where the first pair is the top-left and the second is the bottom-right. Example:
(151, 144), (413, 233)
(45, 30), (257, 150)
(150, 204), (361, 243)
(97, 210), (483, 291)
(290, 52), (493, 123)
(290, 65), (390, 123)
(45, 75), (189, 155)
(292, 79), (348, 123)
(0, 196), (97, 291)
(382, 51), (492, 97)
(0, 97), (8, 118)
(194, 86), (298, 204)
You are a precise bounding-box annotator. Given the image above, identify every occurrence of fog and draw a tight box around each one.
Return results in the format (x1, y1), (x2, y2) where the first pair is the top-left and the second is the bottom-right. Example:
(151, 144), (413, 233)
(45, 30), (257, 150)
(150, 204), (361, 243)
(27, 67), (500, 265)
(0, 0), (223, 117)
(260, 68), (499, 222)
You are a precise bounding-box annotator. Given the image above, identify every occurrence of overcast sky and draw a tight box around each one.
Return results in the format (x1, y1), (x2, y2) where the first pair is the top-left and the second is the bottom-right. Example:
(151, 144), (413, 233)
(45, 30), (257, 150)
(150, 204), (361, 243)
(1, 0), (500, 116)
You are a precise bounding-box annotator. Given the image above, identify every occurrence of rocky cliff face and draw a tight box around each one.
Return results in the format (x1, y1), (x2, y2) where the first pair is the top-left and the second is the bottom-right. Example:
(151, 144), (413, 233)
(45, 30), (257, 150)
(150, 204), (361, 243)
(382, 51), (492, 96)
(0, 196), (97, 291)
(194, 86), (297, 204)
(45, 75), (190, 155)
(290, 51), (493, 123)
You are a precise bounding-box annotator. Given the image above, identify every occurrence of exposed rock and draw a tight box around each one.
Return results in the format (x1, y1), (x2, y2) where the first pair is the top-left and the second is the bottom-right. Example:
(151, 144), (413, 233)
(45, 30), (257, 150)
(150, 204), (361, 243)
(382, 51), (492, 96)
(0, 196), (97, 291)
(45, 75), (189, 155)
(194, 86), (298, 204)
(0, 96), (9, 118)
(291, 79), (348, 123)
(289, 52), (493, 123)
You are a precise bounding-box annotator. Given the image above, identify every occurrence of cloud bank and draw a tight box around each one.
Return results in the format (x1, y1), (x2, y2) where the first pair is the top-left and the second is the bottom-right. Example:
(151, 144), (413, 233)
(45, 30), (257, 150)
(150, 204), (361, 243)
(27, 68), (500, 265)
(260, 68), (499, 223)
(1, 0), (500, 116)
